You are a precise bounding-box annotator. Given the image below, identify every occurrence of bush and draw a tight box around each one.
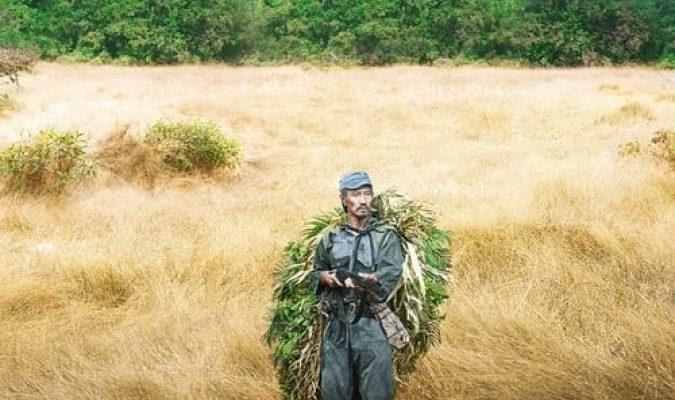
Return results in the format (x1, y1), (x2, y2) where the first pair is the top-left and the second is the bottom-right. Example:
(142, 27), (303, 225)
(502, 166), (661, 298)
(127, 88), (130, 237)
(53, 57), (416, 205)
(2, 0), (254, 63)
(2, 0), (672, 66)
(0, 129), (96, 194)
(0, 47), (36, 85)
(144, 121), (241, 173)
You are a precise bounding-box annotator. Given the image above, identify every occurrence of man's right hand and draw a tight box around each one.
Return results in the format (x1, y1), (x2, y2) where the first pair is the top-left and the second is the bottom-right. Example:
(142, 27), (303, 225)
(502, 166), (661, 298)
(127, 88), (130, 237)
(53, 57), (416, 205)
(319, 270), (343, 288)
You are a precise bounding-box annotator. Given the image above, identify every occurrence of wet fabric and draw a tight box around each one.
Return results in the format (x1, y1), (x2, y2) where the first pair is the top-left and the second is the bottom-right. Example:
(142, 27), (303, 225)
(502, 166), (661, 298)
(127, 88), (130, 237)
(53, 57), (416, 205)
(310, 217), (403, 400)
(321, 314), (394, 400)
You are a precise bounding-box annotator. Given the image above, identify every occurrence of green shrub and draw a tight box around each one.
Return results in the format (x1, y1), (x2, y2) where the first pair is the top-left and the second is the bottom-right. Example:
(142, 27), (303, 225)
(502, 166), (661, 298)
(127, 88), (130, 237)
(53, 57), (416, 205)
(2, 0), (254, 63)
(2, 0), (672, 66)
(0, 129), (96, 194)
(144, 121), (241, 173)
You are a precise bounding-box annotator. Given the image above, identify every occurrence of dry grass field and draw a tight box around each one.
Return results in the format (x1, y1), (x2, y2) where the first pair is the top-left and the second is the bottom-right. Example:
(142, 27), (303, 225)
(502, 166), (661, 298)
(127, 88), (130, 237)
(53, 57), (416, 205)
(0, 63), (673, 400)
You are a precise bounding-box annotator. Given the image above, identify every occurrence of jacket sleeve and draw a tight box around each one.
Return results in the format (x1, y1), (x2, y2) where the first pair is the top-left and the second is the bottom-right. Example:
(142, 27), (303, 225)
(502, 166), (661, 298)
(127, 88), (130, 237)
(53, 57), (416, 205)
(373, 230), (403, 301)
(309, 235), (331, 295)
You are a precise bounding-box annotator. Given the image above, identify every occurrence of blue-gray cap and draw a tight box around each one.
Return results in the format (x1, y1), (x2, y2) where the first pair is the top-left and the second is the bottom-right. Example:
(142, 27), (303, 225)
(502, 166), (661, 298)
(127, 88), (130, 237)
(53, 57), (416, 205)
(339, 170), (373, 192)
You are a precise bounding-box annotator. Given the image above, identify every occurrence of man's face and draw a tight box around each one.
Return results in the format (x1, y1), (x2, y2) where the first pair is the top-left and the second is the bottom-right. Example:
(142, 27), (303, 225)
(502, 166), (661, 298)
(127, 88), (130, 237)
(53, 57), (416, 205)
(342, 186), (374, 219)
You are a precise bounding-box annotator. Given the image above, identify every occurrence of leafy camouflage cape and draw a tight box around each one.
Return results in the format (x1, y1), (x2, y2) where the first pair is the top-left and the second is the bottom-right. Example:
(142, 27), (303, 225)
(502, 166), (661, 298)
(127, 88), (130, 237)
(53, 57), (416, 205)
(264, 189), (452, 399)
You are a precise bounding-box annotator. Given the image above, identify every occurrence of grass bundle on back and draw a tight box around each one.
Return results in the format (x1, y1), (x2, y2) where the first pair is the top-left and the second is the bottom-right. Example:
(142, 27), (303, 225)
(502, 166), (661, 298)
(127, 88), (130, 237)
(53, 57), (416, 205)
(0, 129), (96, 194)
(264, 189), (452, 399)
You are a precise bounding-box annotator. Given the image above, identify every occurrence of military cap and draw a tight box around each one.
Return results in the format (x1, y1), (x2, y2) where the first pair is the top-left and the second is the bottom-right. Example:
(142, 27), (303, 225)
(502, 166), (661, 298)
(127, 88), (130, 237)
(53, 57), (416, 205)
(339, 170), (373, 192)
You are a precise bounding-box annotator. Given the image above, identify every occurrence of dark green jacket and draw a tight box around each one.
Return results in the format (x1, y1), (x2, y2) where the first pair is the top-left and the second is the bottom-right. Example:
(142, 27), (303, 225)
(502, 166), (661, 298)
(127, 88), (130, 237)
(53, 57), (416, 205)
(309, 217), (403, 303)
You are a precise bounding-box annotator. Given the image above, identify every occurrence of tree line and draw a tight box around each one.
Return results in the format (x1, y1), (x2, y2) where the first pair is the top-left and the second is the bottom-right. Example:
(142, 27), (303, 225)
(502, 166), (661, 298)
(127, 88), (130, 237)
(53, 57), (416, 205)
(1, 0), (672, 66)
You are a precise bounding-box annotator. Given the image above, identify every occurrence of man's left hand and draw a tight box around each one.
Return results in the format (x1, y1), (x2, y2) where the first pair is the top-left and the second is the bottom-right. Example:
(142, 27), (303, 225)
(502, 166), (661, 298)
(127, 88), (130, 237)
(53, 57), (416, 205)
(357, 272), (377, 282)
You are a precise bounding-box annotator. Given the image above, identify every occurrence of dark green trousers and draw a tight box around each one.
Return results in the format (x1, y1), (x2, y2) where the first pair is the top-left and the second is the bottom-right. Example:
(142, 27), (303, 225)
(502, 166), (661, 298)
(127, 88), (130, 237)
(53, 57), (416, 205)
(320, 314), (393, 400)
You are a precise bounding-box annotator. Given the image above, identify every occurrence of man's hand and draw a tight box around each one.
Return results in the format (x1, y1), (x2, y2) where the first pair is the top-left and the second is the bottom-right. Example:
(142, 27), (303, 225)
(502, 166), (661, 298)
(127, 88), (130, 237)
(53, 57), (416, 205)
(325, 270), (379, 290)
(345, 273), (377, 289)
(344, 277), (355, 288)
(319, 270), (343, 288)
(357, 272), (377, 283)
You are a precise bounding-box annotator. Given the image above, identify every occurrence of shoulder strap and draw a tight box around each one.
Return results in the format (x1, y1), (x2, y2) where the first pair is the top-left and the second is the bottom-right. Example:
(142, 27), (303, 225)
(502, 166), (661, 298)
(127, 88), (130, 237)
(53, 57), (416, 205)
(320, 229), (333, 251)
(371, 223), (399, 269)
(374, 223), (398, 247)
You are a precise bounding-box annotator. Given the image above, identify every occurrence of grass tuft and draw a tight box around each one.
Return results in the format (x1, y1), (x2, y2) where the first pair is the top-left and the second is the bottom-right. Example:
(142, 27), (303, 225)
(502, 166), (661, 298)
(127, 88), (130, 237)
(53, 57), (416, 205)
(69, 267), (134, 309)
(655, 92), (675, 102)
(96, 121), (242, 186)
(0, 282), (70, 321)
(598, 101), (654, 124)
(96, 125), (164, 186)
(618, 139), (642, 157)
(144, 120), (241, 173)
(618, 130), (675, 170)
(598, 83), (621, 92)
(650, 129), (675, 169)
(0, 93), (17, 116)
(0, 129), (96, 195)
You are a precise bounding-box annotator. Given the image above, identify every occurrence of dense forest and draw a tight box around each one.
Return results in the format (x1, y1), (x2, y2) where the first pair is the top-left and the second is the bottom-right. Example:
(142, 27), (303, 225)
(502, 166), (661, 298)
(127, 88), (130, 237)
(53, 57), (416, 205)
(1, 0), (673, 66)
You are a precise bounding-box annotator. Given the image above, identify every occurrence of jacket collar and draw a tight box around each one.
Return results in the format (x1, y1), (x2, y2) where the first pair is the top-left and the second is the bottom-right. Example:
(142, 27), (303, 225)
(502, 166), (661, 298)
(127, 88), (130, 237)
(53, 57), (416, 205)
(340, 216), (379, 234)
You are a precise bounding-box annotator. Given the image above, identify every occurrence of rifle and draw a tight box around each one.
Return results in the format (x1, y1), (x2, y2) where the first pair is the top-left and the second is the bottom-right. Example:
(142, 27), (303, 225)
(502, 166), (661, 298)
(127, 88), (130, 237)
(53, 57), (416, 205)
(333, 269), (410, 350)
(334, 269), (384, 301)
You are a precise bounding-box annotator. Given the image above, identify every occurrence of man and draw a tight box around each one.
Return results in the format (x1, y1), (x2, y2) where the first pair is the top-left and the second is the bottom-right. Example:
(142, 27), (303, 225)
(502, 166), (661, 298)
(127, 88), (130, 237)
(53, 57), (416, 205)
(309, 170), (403, 400)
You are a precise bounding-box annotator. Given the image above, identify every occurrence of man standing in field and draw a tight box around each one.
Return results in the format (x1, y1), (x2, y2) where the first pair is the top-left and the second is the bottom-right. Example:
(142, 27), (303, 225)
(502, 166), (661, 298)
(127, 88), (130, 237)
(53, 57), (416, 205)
(309, 171), (403, 400)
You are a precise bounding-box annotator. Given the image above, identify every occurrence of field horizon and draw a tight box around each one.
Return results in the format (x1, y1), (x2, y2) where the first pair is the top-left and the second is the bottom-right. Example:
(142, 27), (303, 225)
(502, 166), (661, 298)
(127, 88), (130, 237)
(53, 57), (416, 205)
(0, 63), (673, 399)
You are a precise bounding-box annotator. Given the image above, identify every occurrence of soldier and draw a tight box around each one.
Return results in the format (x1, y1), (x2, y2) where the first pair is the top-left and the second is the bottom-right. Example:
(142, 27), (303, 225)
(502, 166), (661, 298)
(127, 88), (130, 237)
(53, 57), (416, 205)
(309, 170), (403, 400)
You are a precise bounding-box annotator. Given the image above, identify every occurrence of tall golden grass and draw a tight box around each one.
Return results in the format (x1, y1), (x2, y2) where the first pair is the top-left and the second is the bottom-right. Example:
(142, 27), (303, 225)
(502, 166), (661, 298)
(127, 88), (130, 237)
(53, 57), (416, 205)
(0, 64), (673, 399)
